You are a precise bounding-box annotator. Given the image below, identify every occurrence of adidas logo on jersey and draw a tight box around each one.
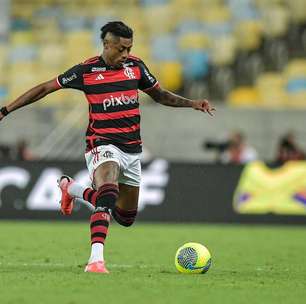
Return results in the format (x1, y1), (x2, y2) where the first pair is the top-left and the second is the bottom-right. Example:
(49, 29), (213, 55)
(95, 74), (104, 80)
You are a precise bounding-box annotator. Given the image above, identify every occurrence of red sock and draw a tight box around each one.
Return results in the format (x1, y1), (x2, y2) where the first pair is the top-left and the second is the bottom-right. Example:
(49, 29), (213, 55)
(83, 184), (119, 210)
(90, 210), (110, 245)
(83, 188), (99, 207)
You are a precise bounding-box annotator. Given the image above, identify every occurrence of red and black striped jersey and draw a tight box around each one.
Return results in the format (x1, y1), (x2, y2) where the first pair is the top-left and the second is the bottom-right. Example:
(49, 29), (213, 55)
(56, 55), (159, 153)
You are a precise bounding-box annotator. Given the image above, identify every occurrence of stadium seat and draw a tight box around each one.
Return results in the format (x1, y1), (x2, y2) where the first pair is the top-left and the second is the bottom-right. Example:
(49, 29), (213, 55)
(62, 30), (97, 65)
(8, 62), (37, 74)
(33, 68), (60, 85)
(59, 14), (88, 32)
(38, 44), (65, 67)
(287, 0), (306, 23)
(11, 31), (34, 45)
(284, 59), (306, 79)
(286, 93), (306, 108)
(0, 45), (8, 69)
(64, 30), (93, 46)
(140, 0), (169, 5)
(143, 4), (176, 34)
(285, 63), (306, 107)
(173, 0), (207, 7)
(210, 34), (236, 66)
(0, 71), (6, 85)
(178, 32), (210, 50)
(9, 45), (38, 63)
(155, 61), (183, 91)
(180, 50), (210, 80)
(151, 35), (179, 61)
(228, 0), (260, 21)
(0, 86), (8, 102)
(286, 78), (306, 93)
(203, 22), (233, 37)
(234, 20), (263, 51)
(34, 24), (62, 44)
(260, 4), (289, 38)
(10, 19), (31, 33)
(201, 5), (231, 24)
(11, 9), (34, 24)
(131, 42), (151, 64)
(256, 73), (287, 107)
(228, 86), (260, 107)
(176, 20), (204, 35)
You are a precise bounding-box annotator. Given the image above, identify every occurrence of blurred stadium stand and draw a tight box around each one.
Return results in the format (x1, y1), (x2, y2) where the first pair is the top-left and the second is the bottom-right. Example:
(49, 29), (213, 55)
(0, 0), (306, 161)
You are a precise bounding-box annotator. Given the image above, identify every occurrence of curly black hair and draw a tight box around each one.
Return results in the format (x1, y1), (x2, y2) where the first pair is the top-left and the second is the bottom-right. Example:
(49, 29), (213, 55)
(100, 21), (133, 40)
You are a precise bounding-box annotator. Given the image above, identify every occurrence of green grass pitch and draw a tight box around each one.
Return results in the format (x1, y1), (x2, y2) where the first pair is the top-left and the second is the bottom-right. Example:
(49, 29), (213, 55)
(0, 221), (305, 304)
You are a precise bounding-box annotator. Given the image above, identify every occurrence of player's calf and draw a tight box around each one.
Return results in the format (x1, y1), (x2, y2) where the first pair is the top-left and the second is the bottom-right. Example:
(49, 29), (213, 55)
(90, 209), (111, 245)
(94, 183), (119, 211)
(112, 206), (137, 227)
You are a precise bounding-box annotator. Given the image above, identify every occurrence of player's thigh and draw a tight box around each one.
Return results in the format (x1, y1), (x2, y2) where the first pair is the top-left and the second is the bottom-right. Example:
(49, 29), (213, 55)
(94, 161), (120, 188)
(116, 183), (139, 210)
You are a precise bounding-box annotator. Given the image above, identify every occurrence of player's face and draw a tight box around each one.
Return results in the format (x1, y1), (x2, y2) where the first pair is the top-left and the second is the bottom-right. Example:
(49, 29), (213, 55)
(103, 35), (133, 68)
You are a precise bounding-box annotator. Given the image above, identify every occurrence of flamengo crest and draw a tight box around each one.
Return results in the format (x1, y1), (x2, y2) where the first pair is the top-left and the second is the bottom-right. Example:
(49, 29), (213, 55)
(124, 67), (136, 79)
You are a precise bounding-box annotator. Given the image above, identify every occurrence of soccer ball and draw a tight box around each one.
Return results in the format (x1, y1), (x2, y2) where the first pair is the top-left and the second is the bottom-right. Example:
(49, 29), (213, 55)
(175, 242), (212, 274)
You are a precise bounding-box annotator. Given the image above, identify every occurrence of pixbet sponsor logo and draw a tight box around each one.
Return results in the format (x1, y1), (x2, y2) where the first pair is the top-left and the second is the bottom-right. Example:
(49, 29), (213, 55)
(102, 93), (138, 110)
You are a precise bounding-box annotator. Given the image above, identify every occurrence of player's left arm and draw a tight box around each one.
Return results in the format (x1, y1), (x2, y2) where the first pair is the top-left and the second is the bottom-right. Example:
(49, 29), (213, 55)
(146, 86), (215, 116)
(137, 60), (215, 116)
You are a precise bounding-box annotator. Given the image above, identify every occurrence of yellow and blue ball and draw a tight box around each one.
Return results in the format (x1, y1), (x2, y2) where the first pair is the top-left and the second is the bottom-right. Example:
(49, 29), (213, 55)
(175, 242), (212, 274)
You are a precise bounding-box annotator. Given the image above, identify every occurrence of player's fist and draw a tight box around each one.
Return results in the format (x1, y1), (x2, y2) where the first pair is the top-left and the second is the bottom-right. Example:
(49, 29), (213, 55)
(192, 99), (215, 116)
(0, 106), (9, 121)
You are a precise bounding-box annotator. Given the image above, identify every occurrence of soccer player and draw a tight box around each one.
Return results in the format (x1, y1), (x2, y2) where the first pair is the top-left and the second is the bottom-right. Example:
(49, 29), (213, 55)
(0, 21), (215, 273)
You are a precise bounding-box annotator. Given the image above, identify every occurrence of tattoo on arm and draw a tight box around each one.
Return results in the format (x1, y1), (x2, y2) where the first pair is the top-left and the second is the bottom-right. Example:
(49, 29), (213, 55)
(148, 88), (193, 108)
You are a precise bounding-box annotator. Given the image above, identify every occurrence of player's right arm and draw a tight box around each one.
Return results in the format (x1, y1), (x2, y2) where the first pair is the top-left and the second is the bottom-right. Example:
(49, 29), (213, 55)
(0, 63), (84, 121)
(0, 79), (60, 121)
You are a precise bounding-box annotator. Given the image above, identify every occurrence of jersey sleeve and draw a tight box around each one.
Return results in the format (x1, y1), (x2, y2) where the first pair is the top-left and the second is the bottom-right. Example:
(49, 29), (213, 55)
(56, 64), (84, 90)
(138, 61), (159, 92)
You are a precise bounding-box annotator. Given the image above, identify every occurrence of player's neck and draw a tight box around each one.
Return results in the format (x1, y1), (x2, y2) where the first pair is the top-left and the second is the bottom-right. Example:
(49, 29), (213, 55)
(101, 54), (114, 68)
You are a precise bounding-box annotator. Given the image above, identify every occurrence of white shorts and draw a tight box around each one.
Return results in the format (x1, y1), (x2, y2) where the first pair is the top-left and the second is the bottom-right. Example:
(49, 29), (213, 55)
(85, 144), (141, 187)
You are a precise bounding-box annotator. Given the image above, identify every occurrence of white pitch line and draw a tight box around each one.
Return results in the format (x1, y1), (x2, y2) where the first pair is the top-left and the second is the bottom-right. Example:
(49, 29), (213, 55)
(0, 262), (153, 269)
(0, 262), (66, 267)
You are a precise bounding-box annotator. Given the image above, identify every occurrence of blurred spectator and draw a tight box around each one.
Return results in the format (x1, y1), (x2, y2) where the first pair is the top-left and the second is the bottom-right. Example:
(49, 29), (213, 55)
(15, 139), (35, 161)
(204, 131), (257, 164)
(0, 144), (12, 160)
(275, 132), (305, 164)
(221, 131), (258, 164)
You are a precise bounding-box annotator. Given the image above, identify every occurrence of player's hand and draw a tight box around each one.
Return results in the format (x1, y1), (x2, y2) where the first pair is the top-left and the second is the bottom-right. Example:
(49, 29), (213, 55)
(192, 100), (216, 116)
